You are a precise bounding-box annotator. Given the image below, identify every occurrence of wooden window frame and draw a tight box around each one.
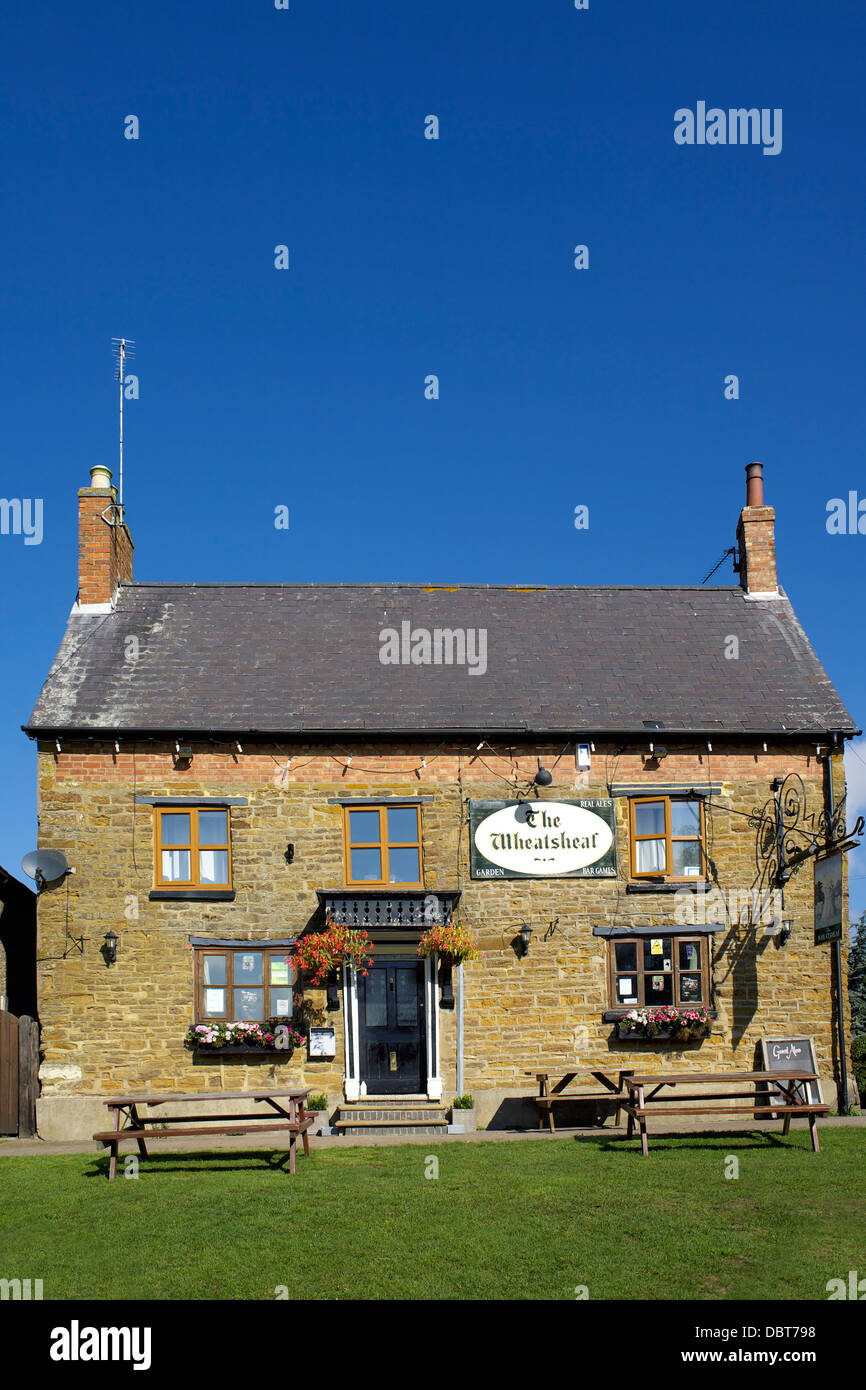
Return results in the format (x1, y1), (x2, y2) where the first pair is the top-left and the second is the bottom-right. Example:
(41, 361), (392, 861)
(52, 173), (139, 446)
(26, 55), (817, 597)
(342, 804), (424, 889)
(193, 947), (294, 1024)
(629, 795), (705, 882)
(607, 934), (709, 1010)
(155, 807), (233, 890)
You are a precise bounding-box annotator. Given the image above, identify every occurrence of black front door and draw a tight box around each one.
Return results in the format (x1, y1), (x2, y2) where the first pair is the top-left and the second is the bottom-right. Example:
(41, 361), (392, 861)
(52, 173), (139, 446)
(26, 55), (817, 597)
(358, 961), (426, 1095)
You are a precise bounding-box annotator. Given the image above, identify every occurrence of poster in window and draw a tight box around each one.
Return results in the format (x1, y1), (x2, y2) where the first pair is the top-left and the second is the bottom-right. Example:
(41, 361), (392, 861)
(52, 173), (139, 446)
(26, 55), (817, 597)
(652, 974), (663, 992)
(204, 988), (224, 1014)
(270, 959), (290, 985)
(617, 977), (637, 1003)
(650, 938), (663, 956)
(273, 996), (291, 1016)
(679, 973), (702, 1002)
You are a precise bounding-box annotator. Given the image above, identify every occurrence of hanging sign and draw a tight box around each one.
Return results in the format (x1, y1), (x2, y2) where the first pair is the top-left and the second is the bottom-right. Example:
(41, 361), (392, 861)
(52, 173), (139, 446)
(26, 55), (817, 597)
(814, 852), (843, 944)
(469, 799), (616, 879)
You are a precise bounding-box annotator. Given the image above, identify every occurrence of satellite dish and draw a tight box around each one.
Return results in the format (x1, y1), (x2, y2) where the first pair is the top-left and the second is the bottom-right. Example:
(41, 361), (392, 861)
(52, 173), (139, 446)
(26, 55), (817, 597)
(22, 849), (70, 892)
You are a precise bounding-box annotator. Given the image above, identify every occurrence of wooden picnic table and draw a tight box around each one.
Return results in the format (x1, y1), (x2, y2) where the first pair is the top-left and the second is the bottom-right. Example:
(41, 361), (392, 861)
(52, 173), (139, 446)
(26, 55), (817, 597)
(525, 1068), (635, 1132)
(622, 1069), (828, 1156)
(93, 1088), (314, 1180)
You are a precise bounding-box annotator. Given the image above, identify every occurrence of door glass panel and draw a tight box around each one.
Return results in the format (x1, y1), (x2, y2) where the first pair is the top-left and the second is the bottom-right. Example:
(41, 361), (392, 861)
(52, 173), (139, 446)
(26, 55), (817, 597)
(636, 839), (666, 872)
(161, 813), (191, 845)
(634, 801), (665, 836)
(234, 988), (263, 1019)
(364, 970), (387, 1028)
(670, 800), (701, 836)
(161, 849), (190, 881)
(349, 810), (380, 844)
(387, 807), (418, 843)
(203, 955), (226, 986)
(235, 952), (263, 985)
(672, 840), (701, 876)
(351, 847), (381, 881)
(395, 970), (418, 1026)
(199, 849), (229, 884)
(388, 847), (420, 883)
(198, 810), (228, 845)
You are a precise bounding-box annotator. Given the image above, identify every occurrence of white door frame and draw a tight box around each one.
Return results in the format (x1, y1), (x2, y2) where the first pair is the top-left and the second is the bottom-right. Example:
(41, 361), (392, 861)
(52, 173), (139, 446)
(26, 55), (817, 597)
(343, 956), (442, 1100)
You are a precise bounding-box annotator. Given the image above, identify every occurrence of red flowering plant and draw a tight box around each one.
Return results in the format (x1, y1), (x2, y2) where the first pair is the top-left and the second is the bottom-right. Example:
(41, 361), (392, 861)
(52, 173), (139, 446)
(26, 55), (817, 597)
(417, 923), (480, 966)
(292, 921), (374, 986)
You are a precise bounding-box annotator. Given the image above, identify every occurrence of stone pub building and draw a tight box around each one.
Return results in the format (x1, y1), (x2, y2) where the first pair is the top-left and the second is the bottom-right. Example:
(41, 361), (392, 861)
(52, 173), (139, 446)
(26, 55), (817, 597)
(25, 462), (859, 1138)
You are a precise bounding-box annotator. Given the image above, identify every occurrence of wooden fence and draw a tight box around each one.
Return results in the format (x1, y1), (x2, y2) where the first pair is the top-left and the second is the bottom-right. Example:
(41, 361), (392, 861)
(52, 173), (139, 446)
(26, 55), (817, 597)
(0, 1010), (39, 1137)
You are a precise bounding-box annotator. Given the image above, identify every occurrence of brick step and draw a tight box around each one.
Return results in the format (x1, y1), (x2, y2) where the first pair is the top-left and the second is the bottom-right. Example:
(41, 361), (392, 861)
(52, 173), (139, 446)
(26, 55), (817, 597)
(334, 1103), (448, 1136)
(340, 1126), (448, 1136)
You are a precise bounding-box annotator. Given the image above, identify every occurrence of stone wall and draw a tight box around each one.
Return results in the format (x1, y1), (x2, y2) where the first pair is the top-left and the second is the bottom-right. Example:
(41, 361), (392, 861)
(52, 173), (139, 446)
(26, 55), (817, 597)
(34, 738), (855, 1137)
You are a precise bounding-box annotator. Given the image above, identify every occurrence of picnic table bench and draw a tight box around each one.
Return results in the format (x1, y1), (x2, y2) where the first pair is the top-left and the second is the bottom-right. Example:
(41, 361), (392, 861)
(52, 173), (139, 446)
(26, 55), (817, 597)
(93, 1088), (314, 1180)
(525, 1068), (635, 1132)
(623, 1069), (829, 1156)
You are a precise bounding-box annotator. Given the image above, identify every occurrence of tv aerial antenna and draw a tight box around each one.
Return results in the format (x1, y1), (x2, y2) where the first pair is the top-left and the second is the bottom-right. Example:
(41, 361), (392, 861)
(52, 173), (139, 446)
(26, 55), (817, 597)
(111, 337), (135, 517)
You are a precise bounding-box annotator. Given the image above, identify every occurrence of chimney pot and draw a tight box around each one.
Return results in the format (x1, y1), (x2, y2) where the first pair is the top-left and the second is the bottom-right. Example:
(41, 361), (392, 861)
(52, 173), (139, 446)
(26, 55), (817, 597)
(745, 461), (764, 508)
(89, 465), (114, 491)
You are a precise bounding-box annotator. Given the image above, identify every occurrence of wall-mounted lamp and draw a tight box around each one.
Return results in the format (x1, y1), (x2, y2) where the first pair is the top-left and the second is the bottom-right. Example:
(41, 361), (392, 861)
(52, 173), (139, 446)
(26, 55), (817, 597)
(534, 758), (553, 787)
(576, 743), (591, 770)
(779, 917), (793, 946)
(103, 930), (118, 964)
(519, 923), (532, 957)
(173, 742), (193, 768)
(284, 843), (295, 865)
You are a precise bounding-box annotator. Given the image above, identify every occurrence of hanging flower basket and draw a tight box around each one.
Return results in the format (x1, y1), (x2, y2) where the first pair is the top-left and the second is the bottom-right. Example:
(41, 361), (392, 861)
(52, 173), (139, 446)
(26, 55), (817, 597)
(417, 923), (480, 966)
(293, 922), (374, 986)
(616, 1006), (711, 1042)
(184, 1021), (305, 1053)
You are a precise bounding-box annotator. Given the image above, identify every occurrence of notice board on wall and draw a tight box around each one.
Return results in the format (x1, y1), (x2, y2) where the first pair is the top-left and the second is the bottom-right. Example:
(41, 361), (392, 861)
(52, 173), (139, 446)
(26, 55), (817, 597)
(759, 1036), (823, 1107)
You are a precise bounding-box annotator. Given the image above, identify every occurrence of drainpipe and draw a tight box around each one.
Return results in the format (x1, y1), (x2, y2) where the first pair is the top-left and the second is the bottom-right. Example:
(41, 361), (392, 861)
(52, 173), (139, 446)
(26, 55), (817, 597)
(456, 963), (464, 1096)
(828, 739), (850, 1112)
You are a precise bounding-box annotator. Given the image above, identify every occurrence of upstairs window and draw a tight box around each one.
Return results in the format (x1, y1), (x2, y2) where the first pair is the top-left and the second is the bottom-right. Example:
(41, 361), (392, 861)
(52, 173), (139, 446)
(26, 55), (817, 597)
(342, 805), (423, 888)
(629, 796), (705, 881)
(156, 808), (232, 889)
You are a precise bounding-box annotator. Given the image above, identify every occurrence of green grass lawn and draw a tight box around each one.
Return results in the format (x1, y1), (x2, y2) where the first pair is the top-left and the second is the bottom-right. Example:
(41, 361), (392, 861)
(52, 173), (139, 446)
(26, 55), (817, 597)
(1, 1130), (863, 1300)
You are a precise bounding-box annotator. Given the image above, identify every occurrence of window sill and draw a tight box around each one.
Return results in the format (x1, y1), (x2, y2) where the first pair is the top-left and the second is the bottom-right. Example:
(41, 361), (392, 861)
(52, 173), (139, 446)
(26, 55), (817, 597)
(190, 1046), (294, 1057)
(150, 889), (235, 901)
(626, 881), (711, 894)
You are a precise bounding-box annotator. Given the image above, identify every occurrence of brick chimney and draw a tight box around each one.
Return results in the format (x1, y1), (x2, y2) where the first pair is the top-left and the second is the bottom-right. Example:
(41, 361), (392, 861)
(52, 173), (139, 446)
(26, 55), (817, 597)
(77, 466), (133, 608)
(735, 461), (778, 597)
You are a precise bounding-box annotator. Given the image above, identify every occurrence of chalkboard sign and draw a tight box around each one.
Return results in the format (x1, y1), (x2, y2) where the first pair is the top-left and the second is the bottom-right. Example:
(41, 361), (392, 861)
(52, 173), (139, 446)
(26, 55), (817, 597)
(760, 1036), (823, 1107)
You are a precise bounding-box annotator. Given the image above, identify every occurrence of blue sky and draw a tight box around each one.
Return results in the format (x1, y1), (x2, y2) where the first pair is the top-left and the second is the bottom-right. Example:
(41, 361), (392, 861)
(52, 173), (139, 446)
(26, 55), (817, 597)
(1, 0), (864, 917)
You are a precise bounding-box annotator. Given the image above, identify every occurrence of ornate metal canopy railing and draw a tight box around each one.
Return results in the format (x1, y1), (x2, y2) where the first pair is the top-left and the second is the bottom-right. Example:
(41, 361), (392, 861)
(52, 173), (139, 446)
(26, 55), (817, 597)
(316, 889), (461, 929)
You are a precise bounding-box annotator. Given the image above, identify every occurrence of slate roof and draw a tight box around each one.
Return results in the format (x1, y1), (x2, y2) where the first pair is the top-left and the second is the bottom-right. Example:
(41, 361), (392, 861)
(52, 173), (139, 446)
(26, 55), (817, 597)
(23, 582), (859, 738)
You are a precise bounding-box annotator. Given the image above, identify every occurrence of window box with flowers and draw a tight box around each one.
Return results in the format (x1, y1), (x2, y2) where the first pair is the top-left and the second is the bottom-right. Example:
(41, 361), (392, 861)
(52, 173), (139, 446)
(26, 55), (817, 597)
(418, 923), (479, 1008)
(184, 1021), (305, 1055)
(616, 1006), (712, 1042)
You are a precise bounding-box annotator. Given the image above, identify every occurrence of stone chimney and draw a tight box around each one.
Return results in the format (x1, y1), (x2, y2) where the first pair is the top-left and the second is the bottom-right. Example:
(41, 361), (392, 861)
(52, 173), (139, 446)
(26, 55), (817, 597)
(735, 461), (778, 597)
(77, 466), (134, 608)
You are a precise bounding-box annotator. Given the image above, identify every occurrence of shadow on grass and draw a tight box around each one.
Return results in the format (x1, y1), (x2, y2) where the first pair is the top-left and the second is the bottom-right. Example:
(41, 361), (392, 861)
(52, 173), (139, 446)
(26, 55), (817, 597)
(86, 1148), (307, 1180)
(573, 1129), (801, 1154)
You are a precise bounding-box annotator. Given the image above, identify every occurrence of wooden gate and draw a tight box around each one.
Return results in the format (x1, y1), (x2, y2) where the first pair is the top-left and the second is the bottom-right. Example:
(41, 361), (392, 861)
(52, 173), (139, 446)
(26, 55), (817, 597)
(0, 1011), (39, 1137)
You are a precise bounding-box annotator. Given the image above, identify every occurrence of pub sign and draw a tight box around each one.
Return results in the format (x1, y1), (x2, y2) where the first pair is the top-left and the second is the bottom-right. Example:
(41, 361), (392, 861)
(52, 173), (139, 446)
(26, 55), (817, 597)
(814, 852), (843, 945)
(469, 798), (617, 879)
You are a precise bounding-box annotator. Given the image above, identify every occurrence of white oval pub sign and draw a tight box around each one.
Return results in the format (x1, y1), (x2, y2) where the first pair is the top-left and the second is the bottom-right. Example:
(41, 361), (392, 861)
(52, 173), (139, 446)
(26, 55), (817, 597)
(469, 799), (617, 879)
